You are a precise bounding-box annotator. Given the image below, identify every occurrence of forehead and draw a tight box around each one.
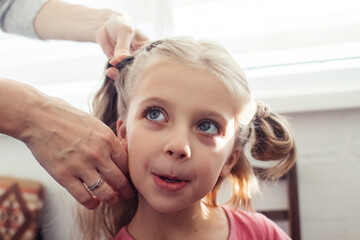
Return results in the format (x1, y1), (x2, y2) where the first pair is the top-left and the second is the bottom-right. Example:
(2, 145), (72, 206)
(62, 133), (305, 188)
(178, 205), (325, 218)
(130, 62), (237, 117)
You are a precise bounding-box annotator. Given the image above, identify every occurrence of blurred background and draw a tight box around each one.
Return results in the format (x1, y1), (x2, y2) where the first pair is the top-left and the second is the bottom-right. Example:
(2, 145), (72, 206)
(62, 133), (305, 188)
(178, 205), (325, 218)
(0, 0), (359, 239)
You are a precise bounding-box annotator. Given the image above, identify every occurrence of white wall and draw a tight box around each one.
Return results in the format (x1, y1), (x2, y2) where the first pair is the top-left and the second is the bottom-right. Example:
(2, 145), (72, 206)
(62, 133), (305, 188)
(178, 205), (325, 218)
(290, 108), (360, 240)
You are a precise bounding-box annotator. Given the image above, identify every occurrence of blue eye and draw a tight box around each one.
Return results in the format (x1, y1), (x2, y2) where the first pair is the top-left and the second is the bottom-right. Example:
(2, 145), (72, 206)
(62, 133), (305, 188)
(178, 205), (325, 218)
(145, 107), (166, 122)
(197, 121), (219, 135)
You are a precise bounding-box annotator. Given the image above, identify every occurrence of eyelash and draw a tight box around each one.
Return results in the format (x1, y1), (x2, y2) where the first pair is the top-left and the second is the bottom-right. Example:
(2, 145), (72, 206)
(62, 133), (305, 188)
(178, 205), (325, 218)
(141, 106), (222, 136)
(197, 119), (222, 136)
(142, 106), (167, 121)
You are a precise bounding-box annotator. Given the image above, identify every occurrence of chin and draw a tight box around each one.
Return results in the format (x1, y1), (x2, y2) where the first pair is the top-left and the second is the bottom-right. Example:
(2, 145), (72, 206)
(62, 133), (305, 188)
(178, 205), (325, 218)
(153, 202), (187, 214)
(147, 197), (192, 214)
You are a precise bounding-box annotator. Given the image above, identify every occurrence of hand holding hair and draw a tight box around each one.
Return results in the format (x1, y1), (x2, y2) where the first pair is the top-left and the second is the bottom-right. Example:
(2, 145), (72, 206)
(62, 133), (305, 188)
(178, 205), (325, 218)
(96, 13), (148, 80)
(0, 78), (135, 209)
(33, 0), (148, 81)
(0, 0), (148, 209)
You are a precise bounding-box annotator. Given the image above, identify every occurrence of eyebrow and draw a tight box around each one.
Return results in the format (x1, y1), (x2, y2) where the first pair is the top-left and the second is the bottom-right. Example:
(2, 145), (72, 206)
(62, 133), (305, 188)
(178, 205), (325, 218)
(138, 97), (173, 108)
(196, 111), (228, 125)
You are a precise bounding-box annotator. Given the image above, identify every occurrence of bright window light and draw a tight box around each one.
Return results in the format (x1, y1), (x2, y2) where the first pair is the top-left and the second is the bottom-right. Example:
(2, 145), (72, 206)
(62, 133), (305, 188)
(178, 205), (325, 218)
(169, 0), (360, 67)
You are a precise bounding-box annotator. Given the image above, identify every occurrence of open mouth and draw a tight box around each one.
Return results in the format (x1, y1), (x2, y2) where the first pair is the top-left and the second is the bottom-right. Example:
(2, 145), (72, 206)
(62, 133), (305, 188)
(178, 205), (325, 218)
(153, 174), (189, 192)
(159, 176), (183, 183)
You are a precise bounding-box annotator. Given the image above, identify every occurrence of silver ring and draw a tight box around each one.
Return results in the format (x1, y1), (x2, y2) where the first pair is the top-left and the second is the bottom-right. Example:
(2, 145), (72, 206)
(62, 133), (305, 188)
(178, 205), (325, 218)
(87, 178), (104, 191)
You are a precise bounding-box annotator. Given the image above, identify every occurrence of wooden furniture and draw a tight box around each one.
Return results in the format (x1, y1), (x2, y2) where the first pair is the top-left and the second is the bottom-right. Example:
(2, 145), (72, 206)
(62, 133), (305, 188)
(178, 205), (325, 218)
(257, 164), (301, 240)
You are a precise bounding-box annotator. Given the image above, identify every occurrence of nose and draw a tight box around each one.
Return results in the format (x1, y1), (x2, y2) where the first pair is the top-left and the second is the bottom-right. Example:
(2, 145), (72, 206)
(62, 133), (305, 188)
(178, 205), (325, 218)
(163, 126), (191, 160)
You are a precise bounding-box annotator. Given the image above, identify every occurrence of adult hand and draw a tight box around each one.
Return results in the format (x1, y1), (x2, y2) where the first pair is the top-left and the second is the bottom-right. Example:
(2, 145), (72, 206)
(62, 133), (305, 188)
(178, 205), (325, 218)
(24, 92), (135, 209)
(34, 1), (148, 80)
(95, 13), (148, 80)
(1, 79), (135, 209)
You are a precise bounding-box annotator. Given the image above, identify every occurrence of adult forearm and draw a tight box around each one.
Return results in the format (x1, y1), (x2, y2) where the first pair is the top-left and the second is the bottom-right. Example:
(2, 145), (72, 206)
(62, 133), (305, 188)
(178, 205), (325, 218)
(34, 0), (119, 42)
(0, 78), (41, 141)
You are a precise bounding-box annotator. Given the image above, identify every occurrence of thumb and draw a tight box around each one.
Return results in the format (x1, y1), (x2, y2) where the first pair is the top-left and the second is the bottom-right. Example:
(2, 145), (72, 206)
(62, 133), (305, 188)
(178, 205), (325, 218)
(113, 26), (135, 61)
(110, 37), (133, 67)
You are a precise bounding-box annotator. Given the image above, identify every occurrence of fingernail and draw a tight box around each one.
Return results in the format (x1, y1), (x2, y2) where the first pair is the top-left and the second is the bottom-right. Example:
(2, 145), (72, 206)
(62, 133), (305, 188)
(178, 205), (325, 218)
(109, 58), (118, 66)
(106, 68), (117, 79)
(114, 54), (129, 62)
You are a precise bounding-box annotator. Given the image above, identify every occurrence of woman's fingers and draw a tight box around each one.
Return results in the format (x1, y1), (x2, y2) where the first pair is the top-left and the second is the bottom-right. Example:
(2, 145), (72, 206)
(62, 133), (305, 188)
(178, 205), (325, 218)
(106, 67), (121, 80)
(113, 24), (135, 60)
(109, 139), (129, 177)
(25, 95), (133, 209)
(105, 36), (148, 80)
(97, 163), (135, 199)
(96, 13), (134, 60)
(75, 124), (134, 202)
(91, 137), (135, 199)
(57, 173), (100, 210)
(95, 129), (134, 196)
(96, 12), (149, 81)
(134, 29), (148, 43)
(77, 153), (134, 207)
(96, 29), (115, 58)
(80, 173), (120, 206)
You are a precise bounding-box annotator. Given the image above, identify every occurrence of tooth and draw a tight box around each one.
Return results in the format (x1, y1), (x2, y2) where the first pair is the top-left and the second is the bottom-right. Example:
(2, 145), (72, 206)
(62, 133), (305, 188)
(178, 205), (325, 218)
(162, 177), (181, 183)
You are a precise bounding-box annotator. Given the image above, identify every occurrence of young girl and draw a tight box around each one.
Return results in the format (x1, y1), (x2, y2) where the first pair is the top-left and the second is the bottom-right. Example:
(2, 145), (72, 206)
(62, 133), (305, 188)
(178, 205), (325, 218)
(77, 37), (296, 239)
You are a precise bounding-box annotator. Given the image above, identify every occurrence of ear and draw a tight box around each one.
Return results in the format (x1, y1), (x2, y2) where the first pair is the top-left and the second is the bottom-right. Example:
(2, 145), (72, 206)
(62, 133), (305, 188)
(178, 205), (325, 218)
(116, 119), (127, 151)
(220, 149), (240, 177)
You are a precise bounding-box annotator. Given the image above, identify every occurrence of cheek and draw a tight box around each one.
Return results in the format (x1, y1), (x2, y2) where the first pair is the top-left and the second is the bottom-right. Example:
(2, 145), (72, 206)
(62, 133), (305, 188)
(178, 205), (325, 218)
(127, 128), (147, 180)
(196, 153), (228, 185)
(127, 148), (140, 186)
(126, 126), (161, 182)
(199, 145), (234, 181)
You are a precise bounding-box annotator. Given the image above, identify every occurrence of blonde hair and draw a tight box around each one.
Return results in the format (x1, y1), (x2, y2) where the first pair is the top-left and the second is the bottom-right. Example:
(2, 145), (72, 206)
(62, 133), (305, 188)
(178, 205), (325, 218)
(76, 37), (296, 239)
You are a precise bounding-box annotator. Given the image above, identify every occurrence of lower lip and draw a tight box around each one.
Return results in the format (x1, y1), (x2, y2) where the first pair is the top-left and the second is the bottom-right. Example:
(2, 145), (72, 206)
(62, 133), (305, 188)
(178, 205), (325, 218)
(153, 174), (188, 192)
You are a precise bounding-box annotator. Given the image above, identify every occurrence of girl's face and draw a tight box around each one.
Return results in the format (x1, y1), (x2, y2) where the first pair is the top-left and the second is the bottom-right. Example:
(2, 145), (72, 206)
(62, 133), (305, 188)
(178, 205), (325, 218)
(117, 62), (240, 214)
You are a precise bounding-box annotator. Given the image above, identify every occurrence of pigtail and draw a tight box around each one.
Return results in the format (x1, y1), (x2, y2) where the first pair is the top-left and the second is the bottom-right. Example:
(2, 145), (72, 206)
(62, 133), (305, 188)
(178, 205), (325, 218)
(207, 102), (296, 211)
(92, 57), (134, 134)
(92, 75), (119, 133)
(247, 110), (297, 179)
(205, 152), (257, 208)
(205, 147), (258, 211)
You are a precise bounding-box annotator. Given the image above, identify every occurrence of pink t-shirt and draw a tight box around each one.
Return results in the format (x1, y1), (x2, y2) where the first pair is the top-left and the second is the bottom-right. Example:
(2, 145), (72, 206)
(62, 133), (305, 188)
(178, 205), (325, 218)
(114, 206), (290, 240)
(223, 206), (290, 240)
